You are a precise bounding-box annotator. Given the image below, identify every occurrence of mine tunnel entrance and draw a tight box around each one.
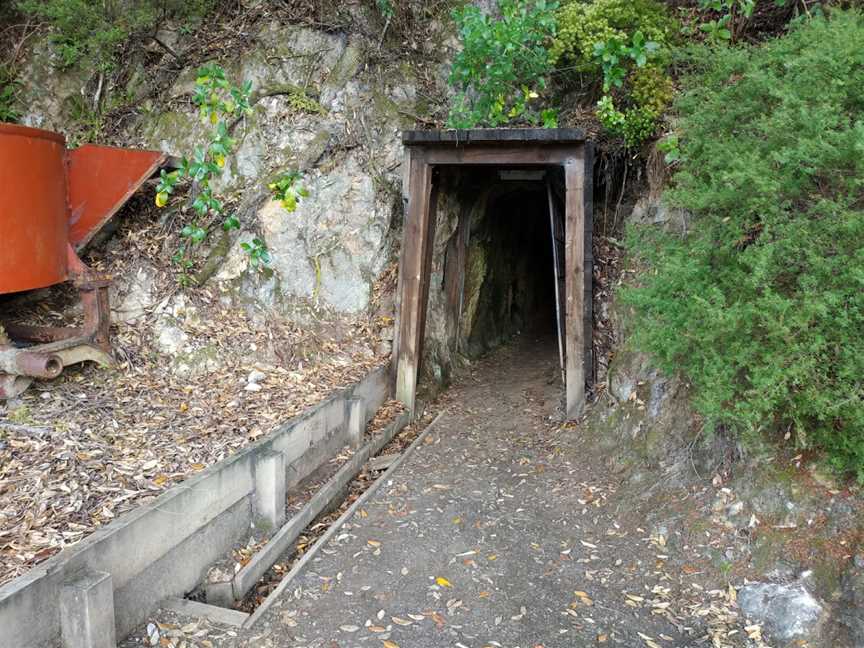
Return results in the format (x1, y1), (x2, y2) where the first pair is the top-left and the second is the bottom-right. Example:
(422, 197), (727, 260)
(393, 129), (593, 420)
(457, 170), (562, 362)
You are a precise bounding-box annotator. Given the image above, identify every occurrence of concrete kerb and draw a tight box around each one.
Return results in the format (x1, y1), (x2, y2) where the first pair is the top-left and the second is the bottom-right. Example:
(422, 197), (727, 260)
(244, 409), (448, 628)
(0, 365), (390, 648)
(59, 569), (116, 648)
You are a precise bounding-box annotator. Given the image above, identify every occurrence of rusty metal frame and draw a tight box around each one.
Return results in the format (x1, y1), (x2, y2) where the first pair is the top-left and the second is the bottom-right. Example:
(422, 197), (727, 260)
(0, 126), (168, 398)
(0, 245), (113, 398)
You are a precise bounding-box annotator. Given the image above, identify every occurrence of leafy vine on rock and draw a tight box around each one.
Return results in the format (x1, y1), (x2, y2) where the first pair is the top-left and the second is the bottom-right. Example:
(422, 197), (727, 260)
(155, 64), (308, 281)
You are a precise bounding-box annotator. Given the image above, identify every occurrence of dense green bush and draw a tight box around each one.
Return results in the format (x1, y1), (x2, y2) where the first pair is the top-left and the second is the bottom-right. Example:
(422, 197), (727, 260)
(17, 0), (214, 71)
(448, 0), (559, 128)
(551, 0), (677, 146)
(550, 0), (675, 67)
(625, 10), (864, 478)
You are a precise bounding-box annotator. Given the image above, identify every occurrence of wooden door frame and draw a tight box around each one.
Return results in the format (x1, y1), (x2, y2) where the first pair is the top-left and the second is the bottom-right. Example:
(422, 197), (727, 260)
(393, 129), (593, 420)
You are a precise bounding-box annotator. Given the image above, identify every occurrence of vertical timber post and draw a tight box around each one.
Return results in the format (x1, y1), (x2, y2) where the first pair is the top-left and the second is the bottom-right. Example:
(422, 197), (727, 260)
(582, 144), (594, 390)
(395, 151), (435, 413)
(564, 149), (588, 419)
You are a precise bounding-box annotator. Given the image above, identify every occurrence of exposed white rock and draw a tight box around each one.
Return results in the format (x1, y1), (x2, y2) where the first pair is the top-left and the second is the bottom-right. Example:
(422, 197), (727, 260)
(113, 265), (157, 324)
(739, 580), (824, 642)
(154, 322), (188, 356)
(247, 370), (266, 384)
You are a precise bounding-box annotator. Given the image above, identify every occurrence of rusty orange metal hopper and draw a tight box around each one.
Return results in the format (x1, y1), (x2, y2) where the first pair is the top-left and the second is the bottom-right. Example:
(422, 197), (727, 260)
(0, 124), (69, 294)
(0, 122), (169, 397)
(67, 144), (166, 250)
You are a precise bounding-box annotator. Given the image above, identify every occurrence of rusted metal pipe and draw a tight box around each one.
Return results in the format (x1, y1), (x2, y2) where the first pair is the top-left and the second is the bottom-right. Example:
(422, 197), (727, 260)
(0, 347), (64, 379)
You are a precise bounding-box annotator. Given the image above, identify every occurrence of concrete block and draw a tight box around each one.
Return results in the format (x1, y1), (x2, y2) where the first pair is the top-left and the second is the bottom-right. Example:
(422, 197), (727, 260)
(59, 570), (116, 648)
(113, 497), (251, 637)
(204, 580), (235, 609)
(369, 453), (400, 472)
(254, 451), (286, 530)
(161, 597), (249, 627)
(347, 397), (366, 448)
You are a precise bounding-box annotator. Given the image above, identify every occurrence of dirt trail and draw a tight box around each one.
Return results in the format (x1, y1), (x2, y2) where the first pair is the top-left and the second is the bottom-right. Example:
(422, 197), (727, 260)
(125, 336), (760, 648)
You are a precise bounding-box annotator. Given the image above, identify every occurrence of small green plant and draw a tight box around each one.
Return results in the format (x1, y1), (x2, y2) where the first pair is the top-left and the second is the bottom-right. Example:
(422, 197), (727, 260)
(447, 0), (559, 128)
(65, 94), (105, 144)
(375, 0), (395, 20)
(625, 10), (864, 480)
(240, 238), (271, 268)
(268, 172), (309, 212)
(155, 65), (251, 277)
(551, 0), (676, 67)
(0, 65), (20, 122)
(596, 94), (625, 130)
(157, 65), (308, 276)
(656, 133), (681, 163)
(630, 64), (673, 115)
(286, 88), (324, 114)
(553, 0), (677, 146)
(596, 95), (658, 147)
(696, 0), (756, 42)
(591, 31), (667, 146)
(593, 30), (659, 91)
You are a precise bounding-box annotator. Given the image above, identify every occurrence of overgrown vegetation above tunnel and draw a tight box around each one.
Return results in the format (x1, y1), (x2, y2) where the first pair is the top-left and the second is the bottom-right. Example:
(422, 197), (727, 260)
(624, 9), (864, 480)
(16, 0), (216, 71)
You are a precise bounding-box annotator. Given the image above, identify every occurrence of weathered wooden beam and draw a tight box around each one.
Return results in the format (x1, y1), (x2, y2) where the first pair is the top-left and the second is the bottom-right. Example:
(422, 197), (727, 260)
(395, 152), (435, 412)
(394, 131), (592, 418)
(582, 144), (595, 388)
(416, 177), (439, 377)
(402, 128), (586, 145)
(422, 145), (576, 166)
(564, 151), (587, 419)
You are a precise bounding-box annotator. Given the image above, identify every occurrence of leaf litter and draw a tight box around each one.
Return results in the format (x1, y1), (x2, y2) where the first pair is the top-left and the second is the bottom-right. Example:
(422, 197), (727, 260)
(0, 203), (399, 587)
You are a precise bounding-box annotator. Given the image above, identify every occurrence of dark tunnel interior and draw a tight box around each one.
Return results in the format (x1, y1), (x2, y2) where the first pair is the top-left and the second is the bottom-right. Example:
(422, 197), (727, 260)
(463, 183), (560, 357)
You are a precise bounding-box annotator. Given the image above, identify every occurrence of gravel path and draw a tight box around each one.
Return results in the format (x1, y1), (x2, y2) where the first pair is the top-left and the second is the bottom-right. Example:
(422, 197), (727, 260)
(126, 336), (762, 648)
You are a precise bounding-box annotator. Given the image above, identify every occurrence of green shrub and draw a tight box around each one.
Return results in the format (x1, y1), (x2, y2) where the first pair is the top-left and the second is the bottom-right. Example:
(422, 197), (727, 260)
(447, 0), (559, 128)
(550, 0), (676, 67)
(629, 64), (673, 115)
(552, 0), (677, 146)
(16, 0), (214, 72)
(624, 10), (864, 479)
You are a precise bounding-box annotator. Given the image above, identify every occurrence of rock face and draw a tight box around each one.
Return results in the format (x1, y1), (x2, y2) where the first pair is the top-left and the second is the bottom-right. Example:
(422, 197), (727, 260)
(738, 581), (825, 643)
(257, 151), (391, 313)
(839, 557), (864, 646)
(136, 19), (417, 314)
(17, 39), (92, 133)
(17, 13), (448, 321)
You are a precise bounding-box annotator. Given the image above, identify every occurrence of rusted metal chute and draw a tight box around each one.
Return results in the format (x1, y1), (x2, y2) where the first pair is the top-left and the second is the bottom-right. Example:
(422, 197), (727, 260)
(0, 122), (168, 398)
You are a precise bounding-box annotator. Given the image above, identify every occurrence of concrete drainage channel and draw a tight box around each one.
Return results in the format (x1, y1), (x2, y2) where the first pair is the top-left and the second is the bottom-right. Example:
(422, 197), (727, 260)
(0, 366), (437, 648)
(156, 408), (445, 639)
(192, 409), (413, 624)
